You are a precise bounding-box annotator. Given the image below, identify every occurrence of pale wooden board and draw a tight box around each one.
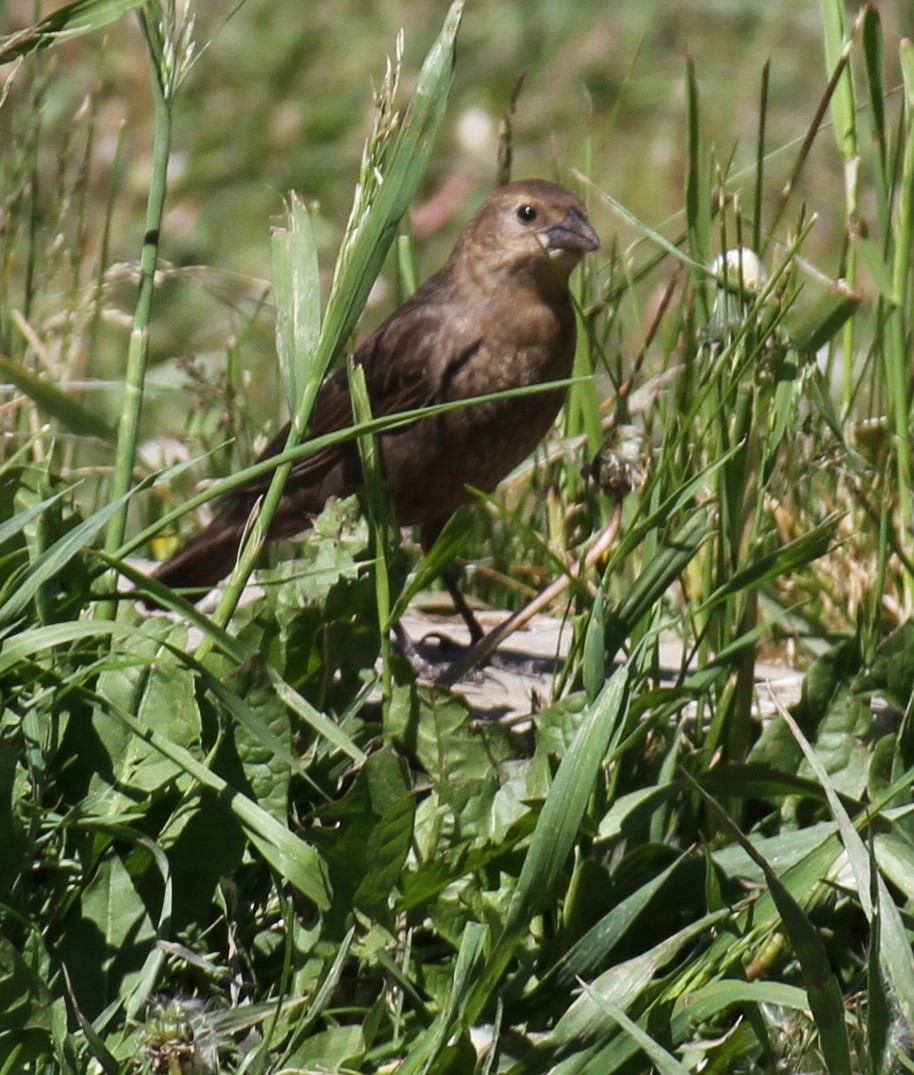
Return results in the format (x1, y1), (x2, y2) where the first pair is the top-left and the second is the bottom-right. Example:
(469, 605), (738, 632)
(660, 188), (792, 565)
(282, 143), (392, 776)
(130, 562), (805, 725)
(398, 608), (805, 726)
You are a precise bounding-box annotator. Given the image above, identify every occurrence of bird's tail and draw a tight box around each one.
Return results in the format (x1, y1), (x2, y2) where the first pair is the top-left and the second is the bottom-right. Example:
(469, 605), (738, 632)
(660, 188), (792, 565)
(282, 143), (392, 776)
(143, 469), (335, 606)
(152, 525), (243, 595)
(145, 500), (255, 605)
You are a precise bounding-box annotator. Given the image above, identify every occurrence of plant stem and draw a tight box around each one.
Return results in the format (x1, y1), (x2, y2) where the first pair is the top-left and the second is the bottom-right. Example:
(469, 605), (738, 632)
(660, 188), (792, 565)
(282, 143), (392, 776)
(98, 62), (172, 617)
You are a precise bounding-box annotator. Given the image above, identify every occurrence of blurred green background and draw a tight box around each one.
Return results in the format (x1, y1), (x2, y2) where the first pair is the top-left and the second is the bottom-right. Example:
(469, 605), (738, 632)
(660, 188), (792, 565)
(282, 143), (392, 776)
(3, 0), (913, 442)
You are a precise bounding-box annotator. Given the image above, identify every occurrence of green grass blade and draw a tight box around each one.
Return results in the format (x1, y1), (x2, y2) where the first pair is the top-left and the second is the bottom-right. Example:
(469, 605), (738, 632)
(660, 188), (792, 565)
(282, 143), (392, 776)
(820, 0), (857, 159)
(0, 356), (114, 441)
(861, 5), (890, 238)
(314, 0), (464, 395)
(604, 510), (709, 657)
(519, 910), (730, 1074)
(0, 487), (68, 551)
(387, 509), (475, 627)
(780, 707), (914, 1042)
(509, 663), (630, 925)
(0, 620), (138, 676)
(100, 17), (175, 610)
(271, 193), (321, 413)
(788, 281), (862, 353)
(465, 662), (631, 1023)
(671, 979), (810, 1029)
(883, 39), (914, 607)
(0, 479), (152, 631)
(118, 379), (580, 562)
(578, 989), (691, 1075)
(533, 852), (689, 1000)
(349, 360), (394, 694)
(699, 513), (838, 606)
(0, 0), (145, 64)
(206, 2), (464, 631)
(866, 838), (890, 1075)
(691, 776), (853, 1075)
(684, 52), (712, 315)
(83, 686), (333, 910)
(393, 922), (488, 1075)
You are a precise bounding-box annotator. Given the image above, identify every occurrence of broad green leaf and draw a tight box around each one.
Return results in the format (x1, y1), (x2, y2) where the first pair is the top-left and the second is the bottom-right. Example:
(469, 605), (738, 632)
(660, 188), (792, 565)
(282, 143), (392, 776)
(86, 690), (332, 910)
(284, 1025), (366, 1072)
(222, 668), (293, 822)
(0, 933), (57, 1059)
(58, 853), (156, 1020)
(353, 793), (415, 916)
(89, 619), (200, 813)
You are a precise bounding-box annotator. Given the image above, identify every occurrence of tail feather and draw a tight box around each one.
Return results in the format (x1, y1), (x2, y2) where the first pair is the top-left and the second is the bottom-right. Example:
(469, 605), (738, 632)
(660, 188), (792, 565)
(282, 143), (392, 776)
(144, 500), (256, 606)
(151, 522), (246, 596)
(145, 471), (340, 607)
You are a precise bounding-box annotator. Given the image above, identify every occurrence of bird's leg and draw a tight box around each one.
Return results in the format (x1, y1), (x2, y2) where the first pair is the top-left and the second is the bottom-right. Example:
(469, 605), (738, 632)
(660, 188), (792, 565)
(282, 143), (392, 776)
(440, 568), (485, 643)
(420, 520), (485, 644)
(391, 621), (434, 677)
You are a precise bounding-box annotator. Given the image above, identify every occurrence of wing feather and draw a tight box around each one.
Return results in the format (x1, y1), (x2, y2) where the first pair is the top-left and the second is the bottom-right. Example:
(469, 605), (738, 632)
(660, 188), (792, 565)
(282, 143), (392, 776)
(233, 303), (446, 498)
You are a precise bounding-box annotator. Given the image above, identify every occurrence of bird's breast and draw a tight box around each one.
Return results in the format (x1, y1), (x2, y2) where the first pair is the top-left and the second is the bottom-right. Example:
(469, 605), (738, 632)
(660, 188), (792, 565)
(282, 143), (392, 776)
(379, 297), (576, 526)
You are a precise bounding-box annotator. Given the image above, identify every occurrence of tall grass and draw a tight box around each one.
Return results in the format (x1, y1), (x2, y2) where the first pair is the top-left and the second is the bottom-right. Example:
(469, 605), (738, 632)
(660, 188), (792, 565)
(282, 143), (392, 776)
(1, 1), (913, 1073)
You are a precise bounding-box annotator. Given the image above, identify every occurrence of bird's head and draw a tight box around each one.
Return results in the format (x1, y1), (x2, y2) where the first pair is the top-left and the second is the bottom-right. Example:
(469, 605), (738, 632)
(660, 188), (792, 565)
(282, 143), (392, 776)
(456, 179), (600, 285)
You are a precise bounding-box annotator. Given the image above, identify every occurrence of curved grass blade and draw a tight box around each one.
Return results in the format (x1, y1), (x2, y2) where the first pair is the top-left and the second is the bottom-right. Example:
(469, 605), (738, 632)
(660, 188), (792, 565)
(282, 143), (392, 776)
(689, 774), (853, 1075)
(80, 685), (332, 910)
(465, 661), (632, 1024)
(604, 510), (710, 658)
(0, 0), (145, 65)
(0, 356), (114, 441)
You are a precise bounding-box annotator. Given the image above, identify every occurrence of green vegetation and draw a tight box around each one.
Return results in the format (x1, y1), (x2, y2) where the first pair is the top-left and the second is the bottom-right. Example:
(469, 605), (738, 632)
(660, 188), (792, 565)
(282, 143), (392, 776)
(2, 0), (914, 1071)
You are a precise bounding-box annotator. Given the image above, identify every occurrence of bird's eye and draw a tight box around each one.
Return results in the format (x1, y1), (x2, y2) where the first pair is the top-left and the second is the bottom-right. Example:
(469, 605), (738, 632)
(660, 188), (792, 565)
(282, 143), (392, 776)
(516, 204), (538, 224)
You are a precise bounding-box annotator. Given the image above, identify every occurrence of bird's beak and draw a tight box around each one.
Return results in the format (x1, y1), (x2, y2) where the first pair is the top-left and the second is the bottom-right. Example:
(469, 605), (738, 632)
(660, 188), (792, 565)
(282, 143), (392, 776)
(546, 207), (600, 254)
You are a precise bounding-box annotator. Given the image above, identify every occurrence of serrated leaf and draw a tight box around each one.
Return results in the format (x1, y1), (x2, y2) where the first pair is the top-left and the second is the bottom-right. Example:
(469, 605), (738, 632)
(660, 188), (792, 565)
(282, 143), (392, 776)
(353, 793), (415, 915)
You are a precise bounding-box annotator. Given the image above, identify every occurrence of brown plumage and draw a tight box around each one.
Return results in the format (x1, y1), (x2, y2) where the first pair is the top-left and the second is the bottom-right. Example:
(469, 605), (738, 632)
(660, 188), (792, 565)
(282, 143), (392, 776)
(150, 179), (600, 624)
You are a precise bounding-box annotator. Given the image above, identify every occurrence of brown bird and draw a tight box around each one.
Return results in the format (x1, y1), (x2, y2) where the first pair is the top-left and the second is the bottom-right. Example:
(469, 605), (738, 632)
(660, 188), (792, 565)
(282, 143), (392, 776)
(150, 179), (600, 637)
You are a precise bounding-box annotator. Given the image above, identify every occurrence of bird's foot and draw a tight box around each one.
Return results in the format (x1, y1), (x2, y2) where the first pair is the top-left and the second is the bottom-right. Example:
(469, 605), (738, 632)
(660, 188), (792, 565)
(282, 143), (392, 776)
(391, 624), (487, 684)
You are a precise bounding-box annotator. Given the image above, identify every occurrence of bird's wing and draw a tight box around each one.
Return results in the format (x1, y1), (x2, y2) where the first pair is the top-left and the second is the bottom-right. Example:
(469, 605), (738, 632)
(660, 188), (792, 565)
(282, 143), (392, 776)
(233, 307), (445, 498)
